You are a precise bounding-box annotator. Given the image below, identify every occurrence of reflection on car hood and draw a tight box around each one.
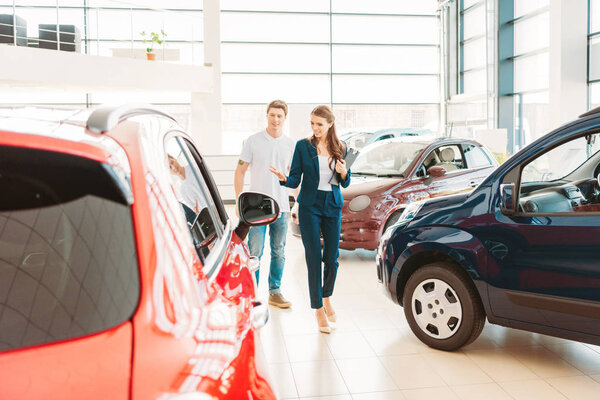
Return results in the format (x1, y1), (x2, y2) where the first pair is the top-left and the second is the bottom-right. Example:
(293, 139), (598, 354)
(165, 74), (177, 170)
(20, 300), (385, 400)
(342, 175), (403, 199)
(415, 193), (471, 226)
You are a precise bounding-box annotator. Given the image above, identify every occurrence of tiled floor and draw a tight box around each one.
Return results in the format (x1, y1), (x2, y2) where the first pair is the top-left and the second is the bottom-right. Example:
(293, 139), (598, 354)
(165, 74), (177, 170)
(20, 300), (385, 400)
(248, 223), (600, 400)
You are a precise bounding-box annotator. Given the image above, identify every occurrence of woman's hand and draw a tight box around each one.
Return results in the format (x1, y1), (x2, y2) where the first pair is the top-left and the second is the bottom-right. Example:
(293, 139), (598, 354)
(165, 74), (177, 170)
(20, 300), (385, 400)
(335, 159), (347, 179)
(270, 165), (287, 183)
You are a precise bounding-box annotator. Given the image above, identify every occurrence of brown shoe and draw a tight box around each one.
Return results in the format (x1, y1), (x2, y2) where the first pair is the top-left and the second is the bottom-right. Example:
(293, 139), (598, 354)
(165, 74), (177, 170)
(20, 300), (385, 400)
(268, 293), (292, 308)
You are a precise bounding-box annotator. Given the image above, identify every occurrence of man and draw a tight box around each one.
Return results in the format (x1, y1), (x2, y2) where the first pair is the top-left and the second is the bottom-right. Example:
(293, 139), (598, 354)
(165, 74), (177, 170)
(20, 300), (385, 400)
(234, 100), (295, 308)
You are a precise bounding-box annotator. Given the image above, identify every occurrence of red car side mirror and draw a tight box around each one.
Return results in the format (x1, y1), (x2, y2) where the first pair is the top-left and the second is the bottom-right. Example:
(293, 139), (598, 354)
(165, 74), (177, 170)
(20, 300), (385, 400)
(235, 191), (280, 240)
(429, 166), (446, 177)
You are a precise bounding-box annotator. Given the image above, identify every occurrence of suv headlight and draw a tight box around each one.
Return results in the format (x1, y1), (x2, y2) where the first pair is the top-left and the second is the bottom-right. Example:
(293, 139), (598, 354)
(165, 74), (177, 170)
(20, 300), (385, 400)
(349, 195), (371, 212)
(398, 201), (424, 224)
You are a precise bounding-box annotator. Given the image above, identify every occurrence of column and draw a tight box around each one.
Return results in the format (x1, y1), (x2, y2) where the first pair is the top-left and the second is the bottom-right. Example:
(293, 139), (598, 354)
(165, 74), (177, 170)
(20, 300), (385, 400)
(190, 0), (222, 154)
(548, 0), (587, 128)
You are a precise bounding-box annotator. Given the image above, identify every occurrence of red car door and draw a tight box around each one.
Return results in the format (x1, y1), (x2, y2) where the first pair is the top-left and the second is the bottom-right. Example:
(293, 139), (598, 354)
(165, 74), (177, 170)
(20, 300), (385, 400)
(127, 130), (274, 399)
(411, 144), (474, 199)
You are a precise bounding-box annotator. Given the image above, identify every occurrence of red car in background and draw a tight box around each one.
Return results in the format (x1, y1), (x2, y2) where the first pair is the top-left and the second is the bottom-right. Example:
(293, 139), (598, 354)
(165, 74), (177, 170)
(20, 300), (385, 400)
(0, 105), (277, 399)
(291, 137), (498, 250)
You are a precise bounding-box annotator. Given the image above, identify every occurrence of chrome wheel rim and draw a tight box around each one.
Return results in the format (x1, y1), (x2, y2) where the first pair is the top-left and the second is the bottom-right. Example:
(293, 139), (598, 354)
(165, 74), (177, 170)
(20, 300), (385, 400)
(411, 278), (462, 339)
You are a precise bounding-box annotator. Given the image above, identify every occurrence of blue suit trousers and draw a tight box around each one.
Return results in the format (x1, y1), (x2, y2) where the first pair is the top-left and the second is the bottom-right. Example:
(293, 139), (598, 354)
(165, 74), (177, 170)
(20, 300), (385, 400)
(298, 190), (342, 309)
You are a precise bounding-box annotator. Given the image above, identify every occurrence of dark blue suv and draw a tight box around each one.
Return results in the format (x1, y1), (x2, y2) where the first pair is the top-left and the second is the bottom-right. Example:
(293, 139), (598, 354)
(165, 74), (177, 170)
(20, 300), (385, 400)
(378, 108), (600, 351)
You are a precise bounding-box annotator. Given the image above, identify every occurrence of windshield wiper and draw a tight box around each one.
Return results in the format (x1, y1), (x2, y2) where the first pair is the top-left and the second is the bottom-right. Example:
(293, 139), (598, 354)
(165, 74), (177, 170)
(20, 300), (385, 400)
(376, 173), (404, 178)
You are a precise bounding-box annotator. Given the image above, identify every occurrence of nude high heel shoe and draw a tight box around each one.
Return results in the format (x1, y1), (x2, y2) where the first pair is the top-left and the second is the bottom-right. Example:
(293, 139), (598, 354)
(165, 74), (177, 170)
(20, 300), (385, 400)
(323, 298), (337, 323)
(316, 309), (331, 334)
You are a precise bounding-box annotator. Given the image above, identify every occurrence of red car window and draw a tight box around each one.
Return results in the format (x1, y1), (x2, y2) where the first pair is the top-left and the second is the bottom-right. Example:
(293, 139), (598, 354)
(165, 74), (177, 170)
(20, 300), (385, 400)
(0, 146), (139, 353)
(164, 136), (227, 276)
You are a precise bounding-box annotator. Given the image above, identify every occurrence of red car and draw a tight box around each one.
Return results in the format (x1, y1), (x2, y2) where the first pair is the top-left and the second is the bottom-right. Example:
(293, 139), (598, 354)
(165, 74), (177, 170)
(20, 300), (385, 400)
(0, 105), (278, 399)
(291, 137), (497, 250)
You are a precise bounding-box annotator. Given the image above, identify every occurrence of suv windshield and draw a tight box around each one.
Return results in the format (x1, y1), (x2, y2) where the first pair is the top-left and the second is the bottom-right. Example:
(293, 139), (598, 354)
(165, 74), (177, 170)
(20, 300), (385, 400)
(352, 141), (427, 177)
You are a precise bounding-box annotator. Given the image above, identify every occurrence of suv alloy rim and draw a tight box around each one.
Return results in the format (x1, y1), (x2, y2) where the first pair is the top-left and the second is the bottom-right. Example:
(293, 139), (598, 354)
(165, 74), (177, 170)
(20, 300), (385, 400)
(411, 278), (462, 339)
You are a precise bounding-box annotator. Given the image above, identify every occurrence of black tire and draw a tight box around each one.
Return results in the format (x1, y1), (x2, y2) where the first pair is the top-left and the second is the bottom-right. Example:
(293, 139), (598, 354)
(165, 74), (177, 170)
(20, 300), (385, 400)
(383, 210), (403, 233)
(402, 262), (485, 351)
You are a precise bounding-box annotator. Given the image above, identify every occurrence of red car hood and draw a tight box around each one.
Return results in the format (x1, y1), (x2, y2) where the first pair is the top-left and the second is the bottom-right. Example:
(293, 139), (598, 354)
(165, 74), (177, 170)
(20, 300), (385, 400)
(342, 175), (403, 199)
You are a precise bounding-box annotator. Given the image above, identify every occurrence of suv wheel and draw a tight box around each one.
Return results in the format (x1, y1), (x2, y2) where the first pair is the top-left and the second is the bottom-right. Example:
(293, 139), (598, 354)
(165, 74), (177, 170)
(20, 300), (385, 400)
(403, 262), (485, 351)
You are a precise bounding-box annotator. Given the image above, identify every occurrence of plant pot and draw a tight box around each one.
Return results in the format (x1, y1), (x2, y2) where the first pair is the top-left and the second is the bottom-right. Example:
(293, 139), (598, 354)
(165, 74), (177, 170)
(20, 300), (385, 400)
(146, 52), (155, 61)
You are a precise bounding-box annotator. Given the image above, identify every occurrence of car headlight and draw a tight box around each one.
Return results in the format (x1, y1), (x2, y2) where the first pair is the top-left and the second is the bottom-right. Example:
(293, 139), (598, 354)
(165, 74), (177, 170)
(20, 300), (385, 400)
(398, 201), (424, 224)
(349, 195), (371, 212)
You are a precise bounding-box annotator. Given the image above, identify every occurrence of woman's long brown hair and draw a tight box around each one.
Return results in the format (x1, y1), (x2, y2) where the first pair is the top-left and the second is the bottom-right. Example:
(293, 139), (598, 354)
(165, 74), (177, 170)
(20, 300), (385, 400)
(309, 105), (345, 171)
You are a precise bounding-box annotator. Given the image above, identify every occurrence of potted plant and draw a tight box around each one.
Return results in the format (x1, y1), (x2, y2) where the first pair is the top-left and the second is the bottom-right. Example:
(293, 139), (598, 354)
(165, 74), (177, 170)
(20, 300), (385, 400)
(140, 29), (166, 60)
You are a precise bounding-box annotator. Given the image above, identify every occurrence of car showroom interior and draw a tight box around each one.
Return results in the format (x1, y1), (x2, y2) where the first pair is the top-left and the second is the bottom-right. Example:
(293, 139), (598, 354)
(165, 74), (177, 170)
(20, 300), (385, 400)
(2, 1), (600, 399)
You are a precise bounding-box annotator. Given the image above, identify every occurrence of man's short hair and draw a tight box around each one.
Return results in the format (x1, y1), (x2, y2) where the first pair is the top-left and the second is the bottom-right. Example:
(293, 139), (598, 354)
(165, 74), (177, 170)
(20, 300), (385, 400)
(267, 100), (288, 116)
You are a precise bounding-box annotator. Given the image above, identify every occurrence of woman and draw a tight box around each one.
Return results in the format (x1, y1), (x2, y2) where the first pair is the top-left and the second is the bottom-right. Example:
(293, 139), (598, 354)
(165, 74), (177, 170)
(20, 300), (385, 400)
(270, 105), (350, 333)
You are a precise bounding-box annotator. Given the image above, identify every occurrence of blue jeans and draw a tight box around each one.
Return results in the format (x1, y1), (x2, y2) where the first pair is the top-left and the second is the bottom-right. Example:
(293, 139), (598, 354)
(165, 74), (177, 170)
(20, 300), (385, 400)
(298, 191), (341, 309)
(248, 212), (289, 294)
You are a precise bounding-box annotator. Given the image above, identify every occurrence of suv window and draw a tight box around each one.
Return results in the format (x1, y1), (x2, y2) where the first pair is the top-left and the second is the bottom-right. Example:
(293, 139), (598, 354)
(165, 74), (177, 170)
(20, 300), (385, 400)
(463, 144), (493, 168)
(518, 133), (600, 213)
(165, 136), (227, 274)
(0, 147), (139, 352)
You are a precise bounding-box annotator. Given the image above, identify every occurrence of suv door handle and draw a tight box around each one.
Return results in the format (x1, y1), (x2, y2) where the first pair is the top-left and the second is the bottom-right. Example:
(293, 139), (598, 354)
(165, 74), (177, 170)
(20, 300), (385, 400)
(251, 301), (269, 329)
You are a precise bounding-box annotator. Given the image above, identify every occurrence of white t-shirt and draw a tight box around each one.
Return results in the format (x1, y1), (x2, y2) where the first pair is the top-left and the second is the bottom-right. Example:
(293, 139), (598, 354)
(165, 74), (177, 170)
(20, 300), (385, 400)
(240, 130), (295, 212)
(317, 155), (333, 191)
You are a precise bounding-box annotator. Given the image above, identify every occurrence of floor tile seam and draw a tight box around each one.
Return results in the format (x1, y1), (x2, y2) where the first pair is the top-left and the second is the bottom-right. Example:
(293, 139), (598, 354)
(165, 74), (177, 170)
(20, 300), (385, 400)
(447, 382), (518, 400)
(492, 343), (546, 349)
(502, 346), (589, 378)
(498, 379), (570, 400)
(418, 350), (495, 387)
(583, 343), (600, 355)
(284, 332), (334, 362)
(282, 360), (301, 399)
(331, 355), (369, 395)
(544, 375), (600, 400)
(462, 349), (540, 382)
(268, 338), (291, 364)
(346, 387), (406, 395)
(541, 343), (600, 376)
(288, 359), (350, 398)
(348, 392), (407, 400)
(323, 327), (377, 358)
(376, 353), (448, 390)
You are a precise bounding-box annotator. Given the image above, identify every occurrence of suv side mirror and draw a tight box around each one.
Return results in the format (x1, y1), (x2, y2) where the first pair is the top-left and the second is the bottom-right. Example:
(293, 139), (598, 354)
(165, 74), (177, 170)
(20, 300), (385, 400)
(499, 183), (516, 214)
(238, 191), (280, 226)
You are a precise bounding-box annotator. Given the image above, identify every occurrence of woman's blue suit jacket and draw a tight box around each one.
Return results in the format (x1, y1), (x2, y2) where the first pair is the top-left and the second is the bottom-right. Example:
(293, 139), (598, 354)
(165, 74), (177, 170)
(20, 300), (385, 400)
(280, 138), (351, 207)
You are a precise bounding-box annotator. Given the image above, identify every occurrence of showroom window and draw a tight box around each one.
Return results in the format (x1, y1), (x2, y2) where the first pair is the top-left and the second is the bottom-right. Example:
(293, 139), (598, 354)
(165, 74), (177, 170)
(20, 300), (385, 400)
(589, 0), (600, 109)
(459, 0), (486, 94)
(220, 0), (440, 154)
(0, 0), (203, 119)
(0, 146), (140, 352)
(444, 0), (493, 146)
(511, 0), (550, 149)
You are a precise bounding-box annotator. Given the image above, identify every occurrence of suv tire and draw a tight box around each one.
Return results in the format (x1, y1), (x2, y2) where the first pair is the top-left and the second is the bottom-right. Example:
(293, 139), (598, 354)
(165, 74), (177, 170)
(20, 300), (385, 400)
(402, 262), (485, 351)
